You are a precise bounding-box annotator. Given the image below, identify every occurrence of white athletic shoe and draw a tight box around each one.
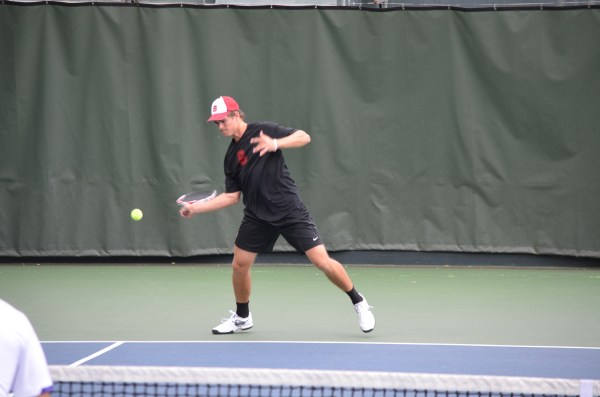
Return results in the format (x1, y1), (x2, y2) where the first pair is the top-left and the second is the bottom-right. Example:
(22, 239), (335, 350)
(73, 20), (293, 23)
(212, 311), (253, 335)
(354, 294), (375, 333)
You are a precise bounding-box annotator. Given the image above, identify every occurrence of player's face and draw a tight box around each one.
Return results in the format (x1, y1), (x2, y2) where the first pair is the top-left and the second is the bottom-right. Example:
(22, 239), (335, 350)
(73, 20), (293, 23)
(214, 113), (243, 140)
(214, 117), (232, 135)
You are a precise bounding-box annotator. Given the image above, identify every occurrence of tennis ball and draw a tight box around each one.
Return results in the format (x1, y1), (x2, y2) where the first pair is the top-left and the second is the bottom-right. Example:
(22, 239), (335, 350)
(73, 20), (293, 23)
(131, 208), (143, 221)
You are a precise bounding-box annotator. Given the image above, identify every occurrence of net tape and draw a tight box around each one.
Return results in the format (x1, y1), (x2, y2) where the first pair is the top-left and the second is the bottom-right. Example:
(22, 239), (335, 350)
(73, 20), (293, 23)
(49, 366), (600, 397)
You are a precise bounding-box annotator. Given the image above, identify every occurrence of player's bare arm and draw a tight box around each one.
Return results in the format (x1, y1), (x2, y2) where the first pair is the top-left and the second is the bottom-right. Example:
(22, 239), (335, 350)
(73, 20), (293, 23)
(251, 130), (311, 156)
(179, 191), (241, 218)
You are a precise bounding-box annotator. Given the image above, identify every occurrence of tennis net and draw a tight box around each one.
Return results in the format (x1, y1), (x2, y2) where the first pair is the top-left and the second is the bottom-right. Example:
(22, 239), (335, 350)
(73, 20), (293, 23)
(49, 365), (599, 397)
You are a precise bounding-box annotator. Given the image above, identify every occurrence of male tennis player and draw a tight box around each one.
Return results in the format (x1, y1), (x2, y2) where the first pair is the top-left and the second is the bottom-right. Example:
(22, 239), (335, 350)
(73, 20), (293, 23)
(180, 96), (375, 334)
(0, 299), (53, 397)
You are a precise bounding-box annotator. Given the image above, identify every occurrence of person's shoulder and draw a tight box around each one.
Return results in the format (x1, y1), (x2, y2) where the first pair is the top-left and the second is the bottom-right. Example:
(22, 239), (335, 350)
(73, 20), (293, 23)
(253, 121), (298, 135)
(0, 299), (21, 319)
(0, 299), (33, 331)
(250, 121), (280, 130)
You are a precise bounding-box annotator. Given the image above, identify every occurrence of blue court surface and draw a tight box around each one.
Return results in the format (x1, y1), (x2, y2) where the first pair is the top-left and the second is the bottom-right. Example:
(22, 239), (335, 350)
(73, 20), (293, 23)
(42, 341), (600, 379)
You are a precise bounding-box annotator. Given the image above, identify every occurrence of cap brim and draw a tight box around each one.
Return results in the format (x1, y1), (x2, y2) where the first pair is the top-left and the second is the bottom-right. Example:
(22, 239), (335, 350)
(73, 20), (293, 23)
(207, 112), (227, 122)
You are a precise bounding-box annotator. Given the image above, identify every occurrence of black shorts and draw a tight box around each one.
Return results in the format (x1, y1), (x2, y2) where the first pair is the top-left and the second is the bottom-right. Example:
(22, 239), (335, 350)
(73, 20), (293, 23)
(235, 204), (322, 254)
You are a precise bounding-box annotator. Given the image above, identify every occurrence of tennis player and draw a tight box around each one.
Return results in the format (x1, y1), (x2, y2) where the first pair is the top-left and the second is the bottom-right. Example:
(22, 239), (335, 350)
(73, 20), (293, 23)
(0, 299), (53, 397)
(180, 96), (375, 334)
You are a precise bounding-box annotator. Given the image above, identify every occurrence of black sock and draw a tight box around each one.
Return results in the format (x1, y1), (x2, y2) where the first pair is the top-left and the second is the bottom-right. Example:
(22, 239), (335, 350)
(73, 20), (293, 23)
(236, 301), (250, 318)
(346, 287), (363, 305)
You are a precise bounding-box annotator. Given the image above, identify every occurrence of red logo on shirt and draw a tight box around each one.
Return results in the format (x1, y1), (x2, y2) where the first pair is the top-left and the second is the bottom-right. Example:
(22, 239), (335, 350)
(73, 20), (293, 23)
(237, 149), (248, 166)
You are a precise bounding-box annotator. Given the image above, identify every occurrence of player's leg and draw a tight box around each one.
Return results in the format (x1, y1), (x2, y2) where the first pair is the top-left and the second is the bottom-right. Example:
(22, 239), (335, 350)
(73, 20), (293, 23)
(231, 245), (257, 314)
(278, 204), (376, 333)
(305, 244), (352, 291)
(212, 246), (256, 335)
(305, 245), (365, 302)
(305, 245), (375, 333)
(212, 215), (278, 335)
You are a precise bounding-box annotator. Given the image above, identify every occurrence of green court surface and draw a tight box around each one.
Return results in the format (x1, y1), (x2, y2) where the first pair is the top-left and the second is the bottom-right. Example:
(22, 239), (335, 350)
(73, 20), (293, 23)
(1, 264), (599, 347)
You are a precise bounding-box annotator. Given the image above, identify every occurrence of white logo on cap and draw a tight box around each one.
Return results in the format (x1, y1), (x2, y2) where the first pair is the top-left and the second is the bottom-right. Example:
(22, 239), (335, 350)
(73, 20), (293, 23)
(211, 97), (227, 115)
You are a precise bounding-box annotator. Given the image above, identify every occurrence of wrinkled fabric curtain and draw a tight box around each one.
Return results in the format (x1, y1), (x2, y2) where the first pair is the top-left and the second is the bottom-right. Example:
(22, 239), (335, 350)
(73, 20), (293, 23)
(1, 5), (599, 257)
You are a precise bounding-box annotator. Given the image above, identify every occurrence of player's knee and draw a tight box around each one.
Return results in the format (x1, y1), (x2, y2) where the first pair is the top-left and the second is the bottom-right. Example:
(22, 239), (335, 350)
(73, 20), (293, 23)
(312, 257), (336, 273)
(232, 260), (252, 274)
(312, 260), (327, 272)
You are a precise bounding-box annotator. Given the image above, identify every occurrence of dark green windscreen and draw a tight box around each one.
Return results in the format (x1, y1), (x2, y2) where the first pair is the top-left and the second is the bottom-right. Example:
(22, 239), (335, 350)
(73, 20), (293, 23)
(1, 5), (599, 257)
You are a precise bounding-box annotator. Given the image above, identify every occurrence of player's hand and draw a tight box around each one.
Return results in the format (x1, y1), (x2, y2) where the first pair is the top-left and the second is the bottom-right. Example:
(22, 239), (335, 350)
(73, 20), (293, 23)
(251, 131), (278, 157)
(179, 203), (194, 218)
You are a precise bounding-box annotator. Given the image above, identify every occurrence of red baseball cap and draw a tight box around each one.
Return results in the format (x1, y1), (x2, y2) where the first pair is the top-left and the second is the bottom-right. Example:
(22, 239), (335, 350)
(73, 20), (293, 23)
(207, 96), (240, 122)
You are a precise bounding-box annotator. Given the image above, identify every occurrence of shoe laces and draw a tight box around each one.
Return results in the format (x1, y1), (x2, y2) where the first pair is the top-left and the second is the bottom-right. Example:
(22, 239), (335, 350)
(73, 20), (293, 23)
(355, 300), (373, 312)
(221, 310), (237, 323)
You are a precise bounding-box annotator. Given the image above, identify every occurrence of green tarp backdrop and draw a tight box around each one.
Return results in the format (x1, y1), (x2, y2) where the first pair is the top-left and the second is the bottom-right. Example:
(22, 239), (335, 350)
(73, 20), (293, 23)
(1, 4), (599, 258)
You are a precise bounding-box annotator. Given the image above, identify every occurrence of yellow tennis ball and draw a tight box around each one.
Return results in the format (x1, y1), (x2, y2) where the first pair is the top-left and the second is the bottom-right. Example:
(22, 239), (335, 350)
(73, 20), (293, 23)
(131, 209), (143, 221)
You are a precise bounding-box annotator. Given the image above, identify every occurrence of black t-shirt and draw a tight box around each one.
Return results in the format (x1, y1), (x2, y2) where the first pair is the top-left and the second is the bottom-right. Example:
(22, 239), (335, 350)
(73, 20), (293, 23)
(224, 121), (303, 222)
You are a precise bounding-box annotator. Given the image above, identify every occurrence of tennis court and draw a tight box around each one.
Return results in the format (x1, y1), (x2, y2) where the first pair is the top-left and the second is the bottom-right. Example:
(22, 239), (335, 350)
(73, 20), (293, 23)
(2, 0), (600, 395)
(1, 260), (599, 395)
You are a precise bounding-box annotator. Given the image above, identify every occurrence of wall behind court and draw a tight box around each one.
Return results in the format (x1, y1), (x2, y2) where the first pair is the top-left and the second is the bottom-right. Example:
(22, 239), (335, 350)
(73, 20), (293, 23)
(1, 4), (599, 258)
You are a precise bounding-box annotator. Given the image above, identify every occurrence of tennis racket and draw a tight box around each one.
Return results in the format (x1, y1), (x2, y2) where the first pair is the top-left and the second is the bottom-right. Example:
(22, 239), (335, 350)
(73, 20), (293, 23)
(176, 190), (217, 206)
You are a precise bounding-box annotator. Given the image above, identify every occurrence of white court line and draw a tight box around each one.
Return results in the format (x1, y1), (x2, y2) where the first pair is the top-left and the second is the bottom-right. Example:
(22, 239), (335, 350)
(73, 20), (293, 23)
(68, 341), (124, 367)
(117, 341), (600, 350)
(42, 340), (600, 350)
